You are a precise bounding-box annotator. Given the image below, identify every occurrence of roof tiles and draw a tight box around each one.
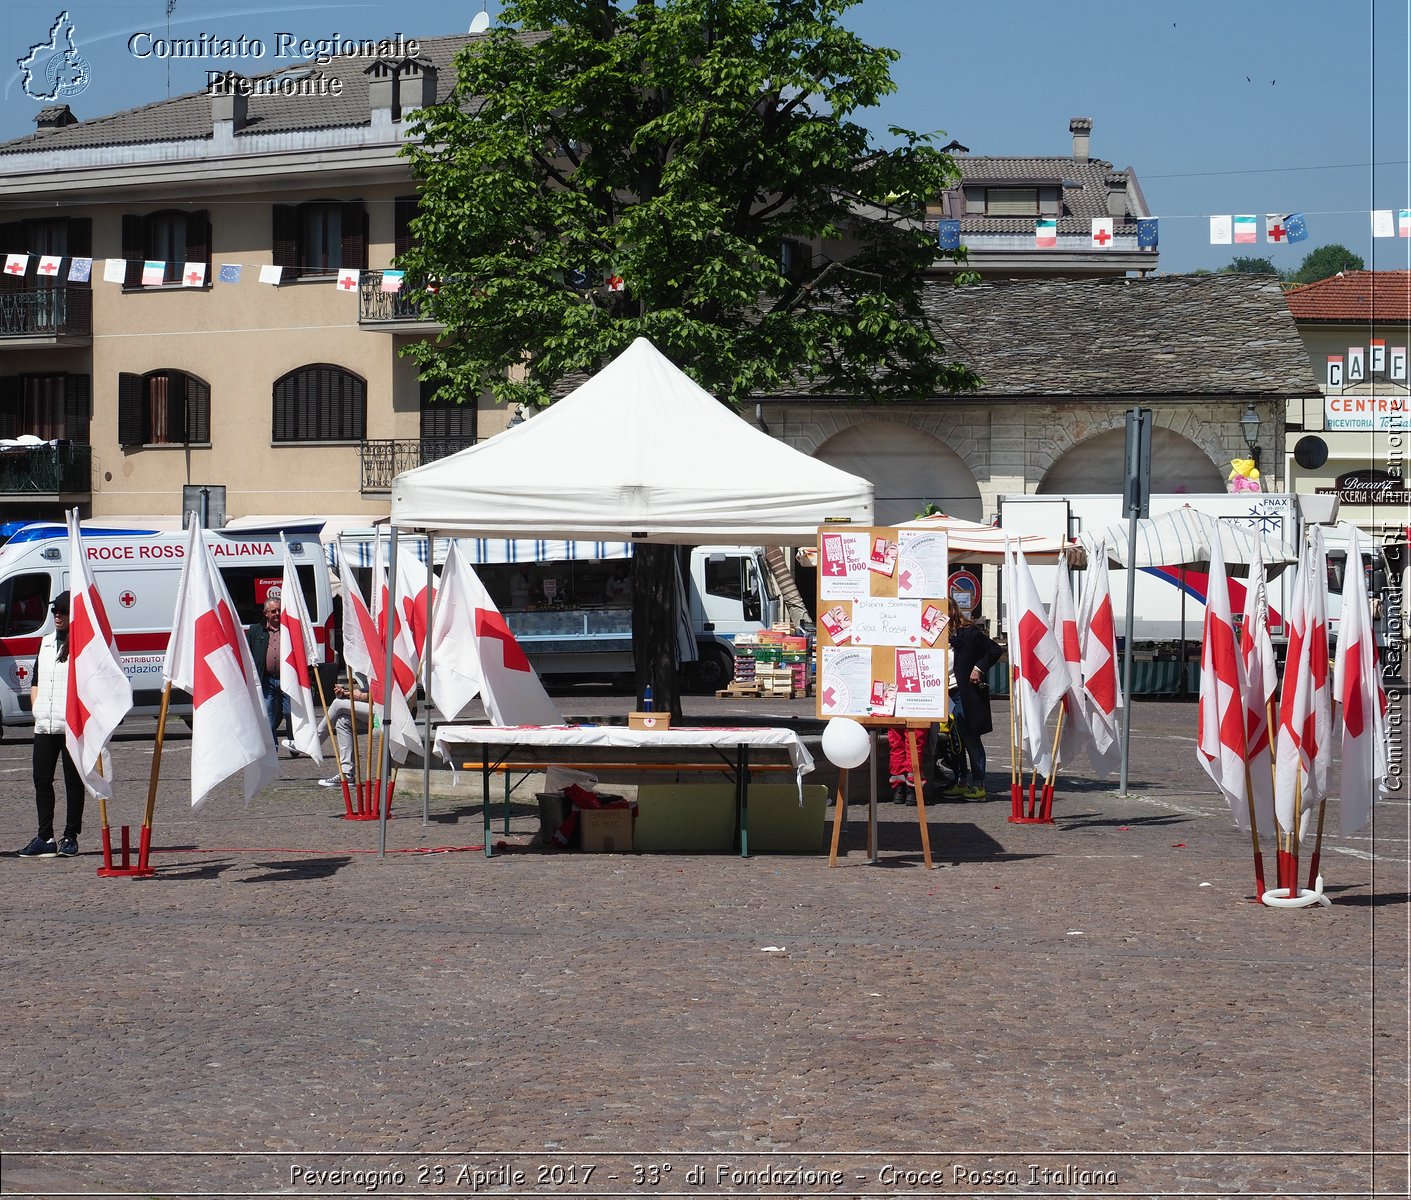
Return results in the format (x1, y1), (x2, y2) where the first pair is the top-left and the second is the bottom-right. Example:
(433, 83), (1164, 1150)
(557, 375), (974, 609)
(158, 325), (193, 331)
(1284, 270), (1411, 322)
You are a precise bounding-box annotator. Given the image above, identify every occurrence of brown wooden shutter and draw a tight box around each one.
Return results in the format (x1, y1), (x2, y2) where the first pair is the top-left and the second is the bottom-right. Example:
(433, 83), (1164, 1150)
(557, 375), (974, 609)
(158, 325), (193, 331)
(0, 223), (25, 294)
(272, 205), (300, 280)
(62, 373), (90, 444)
(0, 376), (21, 439)
(66, 218), (91, 288)
(118, 372), (145, 446)
(121, 215), (144, 288)
(184, 209), (211, 273)
(394, 196), (418, 262)
(184, 373), (211, 444)
(341, 203), (367, 270)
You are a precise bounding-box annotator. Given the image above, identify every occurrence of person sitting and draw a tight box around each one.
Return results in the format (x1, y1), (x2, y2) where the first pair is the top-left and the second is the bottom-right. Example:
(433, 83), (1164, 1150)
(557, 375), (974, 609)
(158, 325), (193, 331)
(315, 677), (374, 788)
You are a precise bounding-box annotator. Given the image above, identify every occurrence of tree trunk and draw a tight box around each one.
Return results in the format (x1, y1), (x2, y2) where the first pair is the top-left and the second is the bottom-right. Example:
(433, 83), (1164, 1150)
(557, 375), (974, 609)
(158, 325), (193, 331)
(631, 544), (681, 718)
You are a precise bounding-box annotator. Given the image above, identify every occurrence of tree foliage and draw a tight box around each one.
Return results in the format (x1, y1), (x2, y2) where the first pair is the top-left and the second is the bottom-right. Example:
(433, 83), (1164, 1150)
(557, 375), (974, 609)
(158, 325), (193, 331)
(1222, 256), (1280, 276)
(1288, 243), (1365, 285)
(399, 0), (977, 411)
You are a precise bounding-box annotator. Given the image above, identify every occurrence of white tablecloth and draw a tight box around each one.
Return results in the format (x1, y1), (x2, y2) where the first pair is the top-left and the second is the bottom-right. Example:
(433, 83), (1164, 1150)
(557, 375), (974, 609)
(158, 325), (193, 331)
(434, 724), (815, 786)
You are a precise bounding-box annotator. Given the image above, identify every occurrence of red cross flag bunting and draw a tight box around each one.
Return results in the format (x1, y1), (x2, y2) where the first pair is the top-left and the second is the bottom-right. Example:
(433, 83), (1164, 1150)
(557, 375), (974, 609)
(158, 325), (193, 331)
(1265, 215), (1286, 243)
(1090, 218), (1114, 248)
(182, 262), (206, 288)
(336, 268), (361, 292)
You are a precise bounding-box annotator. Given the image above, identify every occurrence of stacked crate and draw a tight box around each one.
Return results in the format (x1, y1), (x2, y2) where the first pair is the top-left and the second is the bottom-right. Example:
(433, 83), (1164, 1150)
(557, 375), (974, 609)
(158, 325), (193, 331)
(717, 632), (812, 699)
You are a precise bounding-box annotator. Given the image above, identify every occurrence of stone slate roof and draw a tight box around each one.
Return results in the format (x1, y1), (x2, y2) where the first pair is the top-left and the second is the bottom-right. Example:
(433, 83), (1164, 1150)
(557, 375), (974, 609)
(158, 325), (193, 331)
(759, 274), (1315, 400)
(0, 31), (547, 155)
(1285, 270), (1411, 322)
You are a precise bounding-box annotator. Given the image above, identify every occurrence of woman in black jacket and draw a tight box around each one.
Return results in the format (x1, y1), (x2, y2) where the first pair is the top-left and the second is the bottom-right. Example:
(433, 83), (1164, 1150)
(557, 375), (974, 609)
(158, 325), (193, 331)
(946, 599), (1003, 799)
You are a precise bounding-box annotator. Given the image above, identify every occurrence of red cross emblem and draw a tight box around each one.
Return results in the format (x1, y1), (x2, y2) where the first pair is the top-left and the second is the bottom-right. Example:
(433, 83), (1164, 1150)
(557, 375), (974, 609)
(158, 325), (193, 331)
(1093, 228), (1112, 246)
(4, 261), (23, 274)
(475, 608), (530, 671)
(821, 685), (836, 708)
(339, 274), (357, 290)
(119, 590), (137, 608)
(186, 270), (202, 284)
(38, 260), (58, 274)
(14, 663), (30, 684)
(1267, 223), (1285, 242)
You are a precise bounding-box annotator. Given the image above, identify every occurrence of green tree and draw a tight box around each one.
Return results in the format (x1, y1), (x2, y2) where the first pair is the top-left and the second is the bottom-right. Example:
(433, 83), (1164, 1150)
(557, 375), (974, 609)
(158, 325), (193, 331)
(400, 0), (976, 712)
(1288, 243), (1365, 285)
(1223, 256), (1280, 275)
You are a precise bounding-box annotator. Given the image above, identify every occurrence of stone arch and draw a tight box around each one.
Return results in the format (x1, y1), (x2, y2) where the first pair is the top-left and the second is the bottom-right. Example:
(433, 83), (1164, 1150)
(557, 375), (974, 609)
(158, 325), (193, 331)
(1038, 424), (1226, 495)
(814, 419), (982, 523)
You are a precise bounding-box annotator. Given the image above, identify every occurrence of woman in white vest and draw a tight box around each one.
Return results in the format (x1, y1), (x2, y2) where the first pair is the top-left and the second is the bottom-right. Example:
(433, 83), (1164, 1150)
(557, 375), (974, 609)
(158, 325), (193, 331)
(16, 591), (85, 859)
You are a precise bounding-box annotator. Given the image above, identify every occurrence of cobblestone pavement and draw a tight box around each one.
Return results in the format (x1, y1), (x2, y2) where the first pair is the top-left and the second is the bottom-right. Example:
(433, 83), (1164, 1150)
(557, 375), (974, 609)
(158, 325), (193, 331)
(0, 692), (1406, 1200)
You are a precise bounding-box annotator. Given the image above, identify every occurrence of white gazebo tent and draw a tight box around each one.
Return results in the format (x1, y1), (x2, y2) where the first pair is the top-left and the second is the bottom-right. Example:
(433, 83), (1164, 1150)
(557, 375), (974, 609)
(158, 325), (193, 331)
(380, 337), (874, 851)
(391, 337), (873, 543)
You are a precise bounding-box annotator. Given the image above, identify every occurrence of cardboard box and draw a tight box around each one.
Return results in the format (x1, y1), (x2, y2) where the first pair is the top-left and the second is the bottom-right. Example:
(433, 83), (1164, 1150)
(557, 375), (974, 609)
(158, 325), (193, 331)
(628, 711), (671, 731)
(579, 805), (635, 852)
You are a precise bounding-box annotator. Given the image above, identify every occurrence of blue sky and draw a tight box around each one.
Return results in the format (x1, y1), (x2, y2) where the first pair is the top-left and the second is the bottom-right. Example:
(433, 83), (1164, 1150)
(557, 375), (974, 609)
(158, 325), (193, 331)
(3, 0), (1407, 277)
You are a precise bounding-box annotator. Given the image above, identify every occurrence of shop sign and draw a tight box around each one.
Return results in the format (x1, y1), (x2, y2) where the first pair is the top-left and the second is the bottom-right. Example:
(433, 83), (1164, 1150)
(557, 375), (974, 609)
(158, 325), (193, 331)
(1327, 344), (1406, 387)
(1323, 392), (1409, 431)
(1315, 470), (1409, 505)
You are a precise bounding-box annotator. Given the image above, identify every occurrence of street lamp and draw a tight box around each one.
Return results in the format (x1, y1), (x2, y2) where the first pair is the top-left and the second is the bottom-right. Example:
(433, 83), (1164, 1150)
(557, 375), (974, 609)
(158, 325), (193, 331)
(1239, 404), (1262, 468)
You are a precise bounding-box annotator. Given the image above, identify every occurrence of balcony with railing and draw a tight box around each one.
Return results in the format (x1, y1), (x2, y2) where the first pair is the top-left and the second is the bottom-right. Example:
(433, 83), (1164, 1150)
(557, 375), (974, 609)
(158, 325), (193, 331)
(0, 442), (92, 498)
(358, 272), (441, 329)
(360, 437), (474, 493)
(0, 287), (92, 344)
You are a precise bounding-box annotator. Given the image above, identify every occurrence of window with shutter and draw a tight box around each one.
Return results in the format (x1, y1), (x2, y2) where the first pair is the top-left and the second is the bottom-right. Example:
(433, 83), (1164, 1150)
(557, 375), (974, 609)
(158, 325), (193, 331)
(419, 377), (474, 441)
(118, 373), (144, 447)
(394, 196), (418, 262)
(62, 374), (90, 444)
(272, 364), (365, 443)
(119, 211), (211, 285)
(986, 188), (1039, 216)
(272, 205), (301, 280)
(0, 378), (21, 439)
(121, 214), (144, 288)
(118, 370), (211, 447)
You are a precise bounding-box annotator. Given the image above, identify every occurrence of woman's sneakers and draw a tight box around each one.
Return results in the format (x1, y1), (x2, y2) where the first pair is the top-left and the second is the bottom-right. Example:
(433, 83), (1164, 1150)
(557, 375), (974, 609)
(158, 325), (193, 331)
(961, 785), (987, 801)
(17, 836), (58, 858)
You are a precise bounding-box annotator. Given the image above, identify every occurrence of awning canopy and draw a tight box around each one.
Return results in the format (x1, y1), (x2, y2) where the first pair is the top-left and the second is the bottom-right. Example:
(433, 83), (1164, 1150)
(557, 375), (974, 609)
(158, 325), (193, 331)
(1082, 507), (1298, 570)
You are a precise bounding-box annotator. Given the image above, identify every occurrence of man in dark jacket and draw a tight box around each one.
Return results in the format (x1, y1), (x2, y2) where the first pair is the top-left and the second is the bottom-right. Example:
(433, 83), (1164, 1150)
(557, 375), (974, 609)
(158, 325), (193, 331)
(246, 597), (288, 737)
(944, 600), (1004, 799)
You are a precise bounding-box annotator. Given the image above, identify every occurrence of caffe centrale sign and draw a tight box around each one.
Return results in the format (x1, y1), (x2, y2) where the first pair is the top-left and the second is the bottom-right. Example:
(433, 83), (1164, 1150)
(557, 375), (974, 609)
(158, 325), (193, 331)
(1324, 341), (1408, 430)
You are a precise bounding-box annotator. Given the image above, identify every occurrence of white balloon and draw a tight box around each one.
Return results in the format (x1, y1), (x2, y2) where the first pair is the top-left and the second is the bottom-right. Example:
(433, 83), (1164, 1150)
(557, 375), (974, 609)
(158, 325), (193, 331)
(821, 717), (870, 769)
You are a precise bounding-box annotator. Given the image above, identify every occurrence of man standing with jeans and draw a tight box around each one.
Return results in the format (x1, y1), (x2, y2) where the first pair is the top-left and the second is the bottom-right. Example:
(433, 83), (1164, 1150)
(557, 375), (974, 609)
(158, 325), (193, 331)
(17, 591), (84, 858)
(247, 597), (289, 738)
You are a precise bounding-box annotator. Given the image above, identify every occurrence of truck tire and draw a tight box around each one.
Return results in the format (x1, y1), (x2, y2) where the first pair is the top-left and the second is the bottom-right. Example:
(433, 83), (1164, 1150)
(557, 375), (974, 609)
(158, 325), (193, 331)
(686, 642), (735, 694)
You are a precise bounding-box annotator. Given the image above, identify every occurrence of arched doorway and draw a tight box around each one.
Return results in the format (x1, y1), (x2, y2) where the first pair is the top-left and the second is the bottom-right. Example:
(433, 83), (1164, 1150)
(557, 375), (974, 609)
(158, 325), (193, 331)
(815, 421), (982, 524)
(1040, 426), (1225, 495)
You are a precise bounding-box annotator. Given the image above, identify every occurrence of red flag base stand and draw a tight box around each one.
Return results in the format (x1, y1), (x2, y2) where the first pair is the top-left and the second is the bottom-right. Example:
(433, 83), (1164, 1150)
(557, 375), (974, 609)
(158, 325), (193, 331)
(341, 778), (393, 821)
(96, 824), (156, 879)
(1007, 781), (1055, 824)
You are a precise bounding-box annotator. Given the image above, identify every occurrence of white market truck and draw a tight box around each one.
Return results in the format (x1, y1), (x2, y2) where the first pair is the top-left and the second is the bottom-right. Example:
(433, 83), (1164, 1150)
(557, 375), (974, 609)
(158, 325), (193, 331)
(0, 520), (335, 728)
(336, 537), (785, 692)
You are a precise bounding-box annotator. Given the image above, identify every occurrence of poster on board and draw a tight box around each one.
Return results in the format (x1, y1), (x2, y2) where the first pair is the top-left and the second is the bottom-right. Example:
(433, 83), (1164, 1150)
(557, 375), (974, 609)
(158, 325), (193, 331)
(814, 526), (951, 723)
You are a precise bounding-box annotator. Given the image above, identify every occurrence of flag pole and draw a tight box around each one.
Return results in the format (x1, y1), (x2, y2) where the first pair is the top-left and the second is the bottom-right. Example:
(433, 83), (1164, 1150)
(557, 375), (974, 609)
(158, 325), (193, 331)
(421, 535), (436, 825)
(1306, 793), (1329, 891)
(1241, 757), (1266, 899)
(1040, 705), (1065, 822)
(377, 525), (401, 855)
(1008, 662), (1022, 821)
(137, 683), (173, 871)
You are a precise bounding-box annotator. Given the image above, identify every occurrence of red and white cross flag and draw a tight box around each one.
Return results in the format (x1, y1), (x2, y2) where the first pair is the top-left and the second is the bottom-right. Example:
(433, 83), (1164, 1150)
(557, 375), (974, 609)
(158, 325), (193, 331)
(1051, 554), (1093, 766)
(334, 540), (421, 763)
(1075, 547), (1122, 776)
(37, 255), (63, 277)
(1196, 538), (1250, 827)
(395, 550), (435, 665)
(3, 253), (29, 277)
(163, 521), (278, 807)
(1238, 542), (1278, 832)
(370, 531), (419, 698)
(1332, 525), (1388, 835)
(1009, 546), (1070, 775)
(277, 538), (323, 764)
(1275, 526), (1332, 842)
(1090, 217), (1114, 248)
(63, 509), (133, 799)
(336, 268), (360, 292)
(428, 541), (563, 726)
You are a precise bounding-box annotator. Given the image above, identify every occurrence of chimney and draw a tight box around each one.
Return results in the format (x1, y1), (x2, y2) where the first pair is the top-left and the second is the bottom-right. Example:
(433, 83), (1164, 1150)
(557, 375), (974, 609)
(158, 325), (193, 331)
(35, 105), (78, 132)
(365, 58), (399, 121)
(397, 56), (438, 112)
(210, 76), (249, 134)
(1069, 116), (1092, 163)
(1106, 170), (1129, 218)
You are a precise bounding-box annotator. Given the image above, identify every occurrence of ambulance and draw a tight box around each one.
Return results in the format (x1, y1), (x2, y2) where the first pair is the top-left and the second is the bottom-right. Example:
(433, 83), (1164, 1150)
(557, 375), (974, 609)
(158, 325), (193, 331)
(0, 521), (335, 728)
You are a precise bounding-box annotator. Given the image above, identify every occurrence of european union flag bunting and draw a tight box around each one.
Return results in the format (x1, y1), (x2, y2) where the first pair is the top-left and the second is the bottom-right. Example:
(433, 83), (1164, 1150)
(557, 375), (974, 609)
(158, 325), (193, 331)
(937, 220), (961, 250)
(1284, 213), (1309, 243)
(218, 264), (243, 283)
(1136, 218), (1159, 248)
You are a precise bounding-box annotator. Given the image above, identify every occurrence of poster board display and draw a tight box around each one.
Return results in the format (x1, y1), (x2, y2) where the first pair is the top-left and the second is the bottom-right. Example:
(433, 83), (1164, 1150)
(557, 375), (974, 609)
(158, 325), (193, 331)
(815, 526), (951, 724)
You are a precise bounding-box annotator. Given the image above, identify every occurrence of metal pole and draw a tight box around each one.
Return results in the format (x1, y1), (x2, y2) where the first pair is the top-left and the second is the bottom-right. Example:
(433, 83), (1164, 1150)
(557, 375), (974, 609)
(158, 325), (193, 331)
(1118, 507), (1139, 797)
(421, 533), (435, 826)
(377, 526), (400, 856)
